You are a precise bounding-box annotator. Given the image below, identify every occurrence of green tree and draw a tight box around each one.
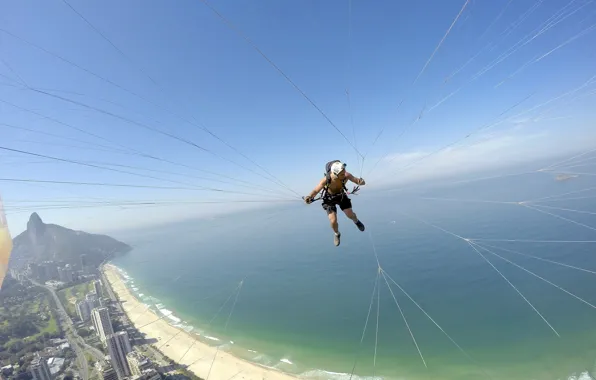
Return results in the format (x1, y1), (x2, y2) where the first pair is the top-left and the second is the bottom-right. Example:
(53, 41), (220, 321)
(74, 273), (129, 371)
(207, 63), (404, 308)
(10, 319), (39, 338)
(15, 370), (33, 380)
(7, 341), (24, 354)
(65, 350), (76, 360)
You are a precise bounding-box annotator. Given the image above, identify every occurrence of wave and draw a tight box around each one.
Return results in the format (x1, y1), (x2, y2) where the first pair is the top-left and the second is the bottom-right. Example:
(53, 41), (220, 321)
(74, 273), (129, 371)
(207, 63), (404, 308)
(157, 308), (183, 324)
(251, 353), (275, 366)
(110, 264), (297, 376)
(175, 324), (194, 333)
(299, 369), (595, 380)
(299, 370), (383, 380)
(114, 268), (190, 331)
(567, 372), (593, 380)
(118, 268), (129, 276)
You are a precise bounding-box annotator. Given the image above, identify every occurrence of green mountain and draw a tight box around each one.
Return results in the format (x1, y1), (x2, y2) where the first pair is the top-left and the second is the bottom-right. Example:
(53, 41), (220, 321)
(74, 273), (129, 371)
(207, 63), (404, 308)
(9, 213), (131, 270)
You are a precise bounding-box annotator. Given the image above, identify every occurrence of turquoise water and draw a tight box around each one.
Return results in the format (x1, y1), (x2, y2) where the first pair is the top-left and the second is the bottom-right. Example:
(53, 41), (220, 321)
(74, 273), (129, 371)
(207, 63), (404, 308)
(111, 171), (596, 380)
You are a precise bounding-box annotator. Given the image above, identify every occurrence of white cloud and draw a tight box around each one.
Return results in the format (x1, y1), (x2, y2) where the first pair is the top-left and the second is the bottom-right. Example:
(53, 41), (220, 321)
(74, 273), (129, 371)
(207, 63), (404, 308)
(366, 127), (595, 189)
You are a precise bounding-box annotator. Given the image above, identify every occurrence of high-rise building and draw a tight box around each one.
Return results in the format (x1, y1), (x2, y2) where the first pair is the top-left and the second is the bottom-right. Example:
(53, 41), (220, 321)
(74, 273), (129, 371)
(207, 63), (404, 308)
(9, 268), (19, 279)
(94, 280), (102, 298)
(106, 332), (132, 379)
(135, 368), (161, 380)
(101, 366), (118, 380)
(91, 307), (113, 343)
(30, 355), (52, 380)
(42, 262), (58, 281)
(76, 300), (91, 322)
(86, 293), (101, 309)
(58, 267), (73, 283)
(126, 351), (151, 377)
(28, 263), (42, 281)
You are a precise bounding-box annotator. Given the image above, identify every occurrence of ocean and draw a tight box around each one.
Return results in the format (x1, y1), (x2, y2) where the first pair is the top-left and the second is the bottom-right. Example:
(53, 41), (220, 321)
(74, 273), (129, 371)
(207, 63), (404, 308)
(109, 169), (596, 380)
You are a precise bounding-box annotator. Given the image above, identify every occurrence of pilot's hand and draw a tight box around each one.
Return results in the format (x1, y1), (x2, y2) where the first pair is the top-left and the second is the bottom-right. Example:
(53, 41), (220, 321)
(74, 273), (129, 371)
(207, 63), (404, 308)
(304, 196), (313, 204)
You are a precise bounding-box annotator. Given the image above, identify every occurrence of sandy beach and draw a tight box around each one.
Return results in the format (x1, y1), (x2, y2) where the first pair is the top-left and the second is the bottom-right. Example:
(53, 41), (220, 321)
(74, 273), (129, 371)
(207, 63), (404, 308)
(103, 264), (297, 380)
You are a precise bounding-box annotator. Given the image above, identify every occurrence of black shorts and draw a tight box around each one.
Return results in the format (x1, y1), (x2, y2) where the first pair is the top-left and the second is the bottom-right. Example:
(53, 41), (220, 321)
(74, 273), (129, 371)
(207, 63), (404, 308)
(322, 193), (352, 214)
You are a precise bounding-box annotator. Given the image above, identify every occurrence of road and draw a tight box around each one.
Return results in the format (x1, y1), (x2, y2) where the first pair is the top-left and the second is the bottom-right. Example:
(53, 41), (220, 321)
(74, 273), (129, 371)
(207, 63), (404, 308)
(31, 278), (107, 379)
(30, 278), (90, 380)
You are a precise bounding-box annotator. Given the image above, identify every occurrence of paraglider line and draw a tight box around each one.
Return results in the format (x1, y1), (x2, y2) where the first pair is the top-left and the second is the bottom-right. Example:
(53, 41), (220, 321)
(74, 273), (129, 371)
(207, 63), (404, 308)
(381, 269), (427, 368)
(348, 270), (379, 380)
(466, 242), (560, 337)
(469, 242), (596, 276)
(206, 280), (244, 380)
(521, 203), (596, 233)
(530, 204), (596, 217)
(199, 0), (363, 159)
(400, 210), (560, 336)
(472, 242), (596, 310)
(179, 281), (243, 363)
(382, 270), (493, 379)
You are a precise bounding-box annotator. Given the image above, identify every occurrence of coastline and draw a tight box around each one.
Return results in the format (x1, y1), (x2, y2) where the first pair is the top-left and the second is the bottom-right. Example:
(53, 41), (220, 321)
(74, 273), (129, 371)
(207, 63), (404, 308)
(102, 263), (298, 380)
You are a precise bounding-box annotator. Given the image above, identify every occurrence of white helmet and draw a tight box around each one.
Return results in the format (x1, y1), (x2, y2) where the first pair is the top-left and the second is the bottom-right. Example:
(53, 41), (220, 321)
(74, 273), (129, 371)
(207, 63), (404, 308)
(330, 161), (346, 176)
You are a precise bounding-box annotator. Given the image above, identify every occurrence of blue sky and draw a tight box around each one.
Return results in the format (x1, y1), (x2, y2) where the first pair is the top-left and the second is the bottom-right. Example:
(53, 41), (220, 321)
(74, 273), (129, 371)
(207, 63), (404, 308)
(1, 0), (596, 234)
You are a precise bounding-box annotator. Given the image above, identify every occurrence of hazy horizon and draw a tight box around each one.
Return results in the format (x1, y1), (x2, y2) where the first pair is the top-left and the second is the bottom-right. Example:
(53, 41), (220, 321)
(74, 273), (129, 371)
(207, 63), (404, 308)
(5, 148), (591, 239)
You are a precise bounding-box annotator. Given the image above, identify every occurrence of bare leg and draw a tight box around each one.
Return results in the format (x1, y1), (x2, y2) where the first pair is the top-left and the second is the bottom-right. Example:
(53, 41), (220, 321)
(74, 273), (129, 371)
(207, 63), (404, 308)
(327, 211), (341, 246)
(343, 208), (358, 222)
(328, 211), (339, 233)
(343, 208), (365, 231)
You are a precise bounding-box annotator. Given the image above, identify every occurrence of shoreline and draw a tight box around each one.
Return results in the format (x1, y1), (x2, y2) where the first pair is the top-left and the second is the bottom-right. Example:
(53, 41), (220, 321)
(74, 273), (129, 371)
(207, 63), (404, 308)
(102, 263), (298, 380)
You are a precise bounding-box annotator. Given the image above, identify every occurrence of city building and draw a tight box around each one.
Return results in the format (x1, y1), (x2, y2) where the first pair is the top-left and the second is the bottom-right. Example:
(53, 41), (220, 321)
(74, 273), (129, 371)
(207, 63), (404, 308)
(134, 369), (161, 380)
(58, 268), (73, 284)
(9, 268), (19, 279)
(86, 292), (101, 309)
(8, 269), (26, 283)
(94, 280), (102, 297)
(41, 261), (59, 281)
(30, 355), (52, 380)
(106, 331), (132, 379)
(46, 358), (65, 377)
(76, 300), (91, 322)
(101, 366), (118, 380)
(126, 351), (152, 377)
(28, 263), (42, 281)
(91, 307), (114, 343)
(58, 267), (73, 283)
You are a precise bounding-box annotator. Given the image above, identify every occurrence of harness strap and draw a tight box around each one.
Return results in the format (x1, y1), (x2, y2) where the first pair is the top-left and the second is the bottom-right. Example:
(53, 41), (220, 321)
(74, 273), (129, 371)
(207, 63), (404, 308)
(321, 178), (348, 200)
